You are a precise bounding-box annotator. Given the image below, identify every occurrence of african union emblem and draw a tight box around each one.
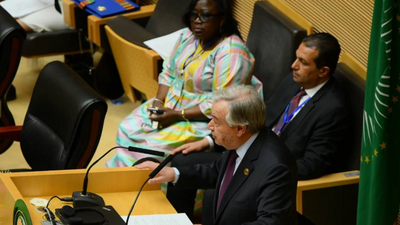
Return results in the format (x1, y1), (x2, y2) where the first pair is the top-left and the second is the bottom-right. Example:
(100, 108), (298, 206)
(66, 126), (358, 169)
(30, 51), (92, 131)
(361, 2), (399, 165)
(357, 1), (400, 225)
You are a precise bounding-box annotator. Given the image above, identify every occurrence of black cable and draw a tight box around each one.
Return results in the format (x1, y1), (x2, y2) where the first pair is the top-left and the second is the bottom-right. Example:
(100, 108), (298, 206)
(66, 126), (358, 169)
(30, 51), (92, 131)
(125, 177), (151, 225)
(43, 207), (56, 225)
(44, 195), (73, 224)
(45, 196), (73, 209)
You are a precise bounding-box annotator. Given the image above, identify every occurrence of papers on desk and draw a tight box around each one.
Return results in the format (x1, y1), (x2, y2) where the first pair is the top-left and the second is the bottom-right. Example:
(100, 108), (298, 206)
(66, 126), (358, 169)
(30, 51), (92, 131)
(0, 0), (53, 18)
(144, 28), (185, 60)
(122, 213), (192, 225)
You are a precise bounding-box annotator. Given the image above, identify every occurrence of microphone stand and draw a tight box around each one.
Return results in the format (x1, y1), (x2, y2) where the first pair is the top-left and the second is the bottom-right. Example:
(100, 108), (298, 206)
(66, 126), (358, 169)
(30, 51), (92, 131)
(72, 146), (165, 208)
(125, 154), (175, 225)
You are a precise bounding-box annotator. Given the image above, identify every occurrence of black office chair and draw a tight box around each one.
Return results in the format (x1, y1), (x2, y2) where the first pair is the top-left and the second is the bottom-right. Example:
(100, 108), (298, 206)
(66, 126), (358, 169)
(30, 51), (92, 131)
(21, 0), (92, 62)
(0, 6), (26, 154)
(16, 0), (95, 100)
(0, 1), (93, 101)
(0, 61), (108, 171)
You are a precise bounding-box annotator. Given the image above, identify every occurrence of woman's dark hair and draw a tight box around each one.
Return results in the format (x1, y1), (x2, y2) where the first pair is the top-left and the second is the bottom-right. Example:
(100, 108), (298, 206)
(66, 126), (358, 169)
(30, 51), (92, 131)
(182, 0), (242, 39)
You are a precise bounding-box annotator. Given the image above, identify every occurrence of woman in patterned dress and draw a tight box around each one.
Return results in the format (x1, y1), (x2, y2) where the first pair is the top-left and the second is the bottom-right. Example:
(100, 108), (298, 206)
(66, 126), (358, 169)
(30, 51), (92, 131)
(106, 0), (262, 167)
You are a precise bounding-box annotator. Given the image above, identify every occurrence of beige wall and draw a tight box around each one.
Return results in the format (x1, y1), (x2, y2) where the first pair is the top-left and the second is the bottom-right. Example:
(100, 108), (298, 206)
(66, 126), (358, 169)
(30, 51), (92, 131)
(282, 0), (373, 68)
(231, 0), (373, 68)
(142, 0), (373, 68)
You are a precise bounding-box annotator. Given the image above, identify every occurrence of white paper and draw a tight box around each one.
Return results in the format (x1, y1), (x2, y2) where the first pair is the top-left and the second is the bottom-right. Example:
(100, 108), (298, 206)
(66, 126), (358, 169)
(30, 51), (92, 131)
(122, 213), (192, 225)
(144, 28), (185, 60)
(0, 0), (53, 18)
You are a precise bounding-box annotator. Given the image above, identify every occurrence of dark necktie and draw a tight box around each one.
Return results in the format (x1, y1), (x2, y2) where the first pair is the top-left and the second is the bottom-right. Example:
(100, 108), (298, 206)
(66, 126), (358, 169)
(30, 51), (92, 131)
(217, 150), (238, 212)
(273, 89), (307, 134)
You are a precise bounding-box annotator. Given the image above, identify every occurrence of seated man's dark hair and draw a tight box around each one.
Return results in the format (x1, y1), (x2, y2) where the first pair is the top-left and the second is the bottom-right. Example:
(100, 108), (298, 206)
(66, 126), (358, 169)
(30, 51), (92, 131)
(302, 33), (341, 75)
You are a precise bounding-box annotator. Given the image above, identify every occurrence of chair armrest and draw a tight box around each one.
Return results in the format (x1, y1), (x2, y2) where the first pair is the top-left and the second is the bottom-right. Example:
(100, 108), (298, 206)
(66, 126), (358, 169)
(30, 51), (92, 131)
(0, 126), (22, 142)
(296, 170), (359, 213)
(88, 4), (156, 46)
(63, 0), (78, 28)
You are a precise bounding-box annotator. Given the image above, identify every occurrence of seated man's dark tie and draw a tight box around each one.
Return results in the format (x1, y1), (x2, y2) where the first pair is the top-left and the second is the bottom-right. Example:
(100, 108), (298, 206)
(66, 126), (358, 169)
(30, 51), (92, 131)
(217, 150), (238, 212)
(274, 89), (307, 135)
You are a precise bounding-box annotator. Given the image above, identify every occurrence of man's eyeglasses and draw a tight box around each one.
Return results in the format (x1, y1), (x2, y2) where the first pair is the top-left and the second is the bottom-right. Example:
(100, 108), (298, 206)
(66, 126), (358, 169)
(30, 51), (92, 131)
(189, 12), (223, 23)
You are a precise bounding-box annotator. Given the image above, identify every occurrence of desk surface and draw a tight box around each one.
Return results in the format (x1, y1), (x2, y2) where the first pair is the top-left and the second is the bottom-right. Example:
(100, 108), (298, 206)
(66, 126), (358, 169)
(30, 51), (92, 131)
(0, 167), (176, 224)
(62, 0), (156, 46)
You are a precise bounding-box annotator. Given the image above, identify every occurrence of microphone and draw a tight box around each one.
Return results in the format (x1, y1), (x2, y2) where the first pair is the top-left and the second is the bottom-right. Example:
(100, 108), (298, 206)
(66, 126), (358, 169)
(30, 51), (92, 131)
(125, 153), (175, 225)
(72, 146), (165, 208)
(149, 154), (175, 178)
(127, 146), (165, 157)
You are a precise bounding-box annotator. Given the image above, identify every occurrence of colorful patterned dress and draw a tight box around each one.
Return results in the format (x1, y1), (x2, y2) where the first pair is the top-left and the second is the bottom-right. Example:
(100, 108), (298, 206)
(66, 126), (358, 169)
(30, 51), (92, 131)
(106, 28), (261, 167)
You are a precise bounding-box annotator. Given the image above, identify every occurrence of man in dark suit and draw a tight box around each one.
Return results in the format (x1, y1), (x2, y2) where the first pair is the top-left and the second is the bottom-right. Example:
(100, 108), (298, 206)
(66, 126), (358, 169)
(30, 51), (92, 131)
(166, 33), (350, 220)
(265, 32), (350, 180)
(136, 85), (298, 225)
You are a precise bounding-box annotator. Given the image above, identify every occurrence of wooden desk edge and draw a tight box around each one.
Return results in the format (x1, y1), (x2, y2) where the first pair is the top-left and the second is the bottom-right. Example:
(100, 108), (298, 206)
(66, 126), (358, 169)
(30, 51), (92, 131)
(296, 170), (359, 214)
(297, 170), (360, 191)
(88, 4), (156, 46)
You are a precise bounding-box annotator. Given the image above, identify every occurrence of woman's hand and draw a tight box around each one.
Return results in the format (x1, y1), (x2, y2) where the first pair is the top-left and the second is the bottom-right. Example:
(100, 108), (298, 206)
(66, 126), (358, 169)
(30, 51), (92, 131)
(149, 107), (180, 128)
(172, 138), (210, 154)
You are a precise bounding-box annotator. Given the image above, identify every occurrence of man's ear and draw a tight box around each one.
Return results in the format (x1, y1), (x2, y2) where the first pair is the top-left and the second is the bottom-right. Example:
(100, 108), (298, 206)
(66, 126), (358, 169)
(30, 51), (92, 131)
(319, 66), (330, 78)
(236, 125), (247, 137)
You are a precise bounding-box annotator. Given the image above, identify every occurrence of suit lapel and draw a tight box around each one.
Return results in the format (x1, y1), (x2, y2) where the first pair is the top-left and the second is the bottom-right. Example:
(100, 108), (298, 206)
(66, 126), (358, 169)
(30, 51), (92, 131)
(214, 129), (266, 223)
(280, 78), (335, 140)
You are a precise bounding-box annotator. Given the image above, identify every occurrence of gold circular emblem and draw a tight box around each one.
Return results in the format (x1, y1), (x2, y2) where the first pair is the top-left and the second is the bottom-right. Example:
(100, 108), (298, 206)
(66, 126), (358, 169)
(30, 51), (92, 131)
(244, 168), (249, 176)
(97, 6), (106, 11)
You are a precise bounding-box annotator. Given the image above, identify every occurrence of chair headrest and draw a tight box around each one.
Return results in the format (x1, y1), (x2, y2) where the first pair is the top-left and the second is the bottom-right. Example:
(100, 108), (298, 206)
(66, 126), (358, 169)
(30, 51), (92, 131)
(246, 1), (307, 101)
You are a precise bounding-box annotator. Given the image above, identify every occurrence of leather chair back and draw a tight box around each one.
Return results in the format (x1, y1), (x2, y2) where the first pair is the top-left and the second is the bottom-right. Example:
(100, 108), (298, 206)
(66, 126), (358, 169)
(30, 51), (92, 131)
(332, 62), (365, 172)
(21, 0), (91, 57)
(107, 0), (189, 50)
(20, 61), (107, 170)
(0, 6), (26, 153)
(145, 0), (191, 37)
(246, 1), (307, 100)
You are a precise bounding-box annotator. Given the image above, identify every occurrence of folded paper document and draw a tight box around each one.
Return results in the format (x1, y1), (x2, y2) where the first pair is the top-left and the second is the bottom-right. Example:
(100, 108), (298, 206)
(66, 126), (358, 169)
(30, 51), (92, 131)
(122, 213), (192, 225)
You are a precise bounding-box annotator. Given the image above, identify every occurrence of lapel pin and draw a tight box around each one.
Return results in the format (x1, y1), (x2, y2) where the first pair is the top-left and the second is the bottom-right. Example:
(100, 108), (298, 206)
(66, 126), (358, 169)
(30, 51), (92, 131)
(244, 168), (249, 176)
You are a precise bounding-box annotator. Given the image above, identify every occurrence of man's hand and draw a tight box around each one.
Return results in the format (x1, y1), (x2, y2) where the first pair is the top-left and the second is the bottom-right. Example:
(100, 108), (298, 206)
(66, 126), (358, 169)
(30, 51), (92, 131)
(172, 138), (210, 154)
(134, 161), (176, 184)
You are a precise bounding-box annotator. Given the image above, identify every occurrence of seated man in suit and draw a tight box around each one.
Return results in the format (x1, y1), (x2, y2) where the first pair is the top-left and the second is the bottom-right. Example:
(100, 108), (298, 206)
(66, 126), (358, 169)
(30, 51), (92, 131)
(168, 32), (350, 220)
(265, 32), (350, 179)
(136, 85), (298, 225)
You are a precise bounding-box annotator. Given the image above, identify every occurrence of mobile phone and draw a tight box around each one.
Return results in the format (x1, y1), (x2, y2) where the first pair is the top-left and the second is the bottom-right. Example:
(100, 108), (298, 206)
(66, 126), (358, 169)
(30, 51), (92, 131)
(147, 107), (164, 114)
